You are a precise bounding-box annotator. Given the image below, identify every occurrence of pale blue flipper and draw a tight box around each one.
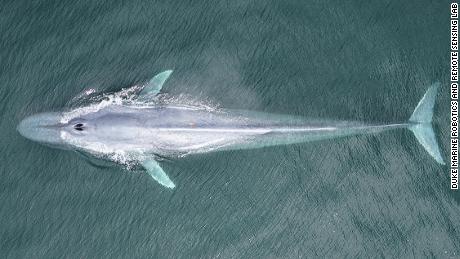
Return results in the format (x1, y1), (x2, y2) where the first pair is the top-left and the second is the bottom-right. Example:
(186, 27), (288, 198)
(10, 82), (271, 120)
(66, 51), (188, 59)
(141, 159), (175, 189)
(139, 70), (173, 96)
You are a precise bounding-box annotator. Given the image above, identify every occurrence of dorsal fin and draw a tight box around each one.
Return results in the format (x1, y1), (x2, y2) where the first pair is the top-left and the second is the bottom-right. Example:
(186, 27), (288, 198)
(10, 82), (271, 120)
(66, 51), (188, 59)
(139, 70), (173, 96)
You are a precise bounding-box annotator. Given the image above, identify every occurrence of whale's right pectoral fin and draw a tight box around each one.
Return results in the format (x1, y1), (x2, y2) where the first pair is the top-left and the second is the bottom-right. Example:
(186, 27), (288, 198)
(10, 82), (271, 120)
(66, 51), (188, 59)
(139, 70), (173, 96)
(141, 159), (175, 189)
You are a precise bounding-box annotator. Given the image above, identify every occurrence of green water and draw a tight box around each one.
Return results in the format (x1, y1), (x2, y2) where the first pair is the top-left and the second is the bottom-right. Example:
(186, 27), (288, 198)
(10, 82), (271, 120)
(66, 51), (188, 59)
(1, 0), (458, 258)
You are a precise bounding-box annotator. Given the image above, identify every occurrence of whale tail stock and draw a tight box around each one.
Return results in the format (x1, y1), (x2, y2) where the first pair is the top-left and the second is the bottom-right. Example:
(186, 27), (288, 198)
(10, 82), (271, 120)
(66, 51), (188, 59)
(408, 82), (445, 165)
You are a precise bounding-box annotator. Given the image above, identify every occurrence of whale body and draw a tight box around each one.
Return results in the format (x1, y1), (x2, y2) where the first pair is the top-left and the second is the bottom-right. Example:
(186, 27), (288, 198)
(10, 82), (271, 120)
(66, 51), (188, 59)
(17, 71), (445, 188)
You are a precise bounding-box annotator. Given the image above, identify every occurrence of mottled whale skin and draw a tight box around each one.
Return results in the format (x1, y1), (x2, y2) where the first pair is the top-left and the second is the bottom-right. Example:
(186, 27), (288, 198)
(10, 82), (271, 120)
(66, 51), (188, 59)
(60, 105), (408, 156)
(17, 71), (445, 189)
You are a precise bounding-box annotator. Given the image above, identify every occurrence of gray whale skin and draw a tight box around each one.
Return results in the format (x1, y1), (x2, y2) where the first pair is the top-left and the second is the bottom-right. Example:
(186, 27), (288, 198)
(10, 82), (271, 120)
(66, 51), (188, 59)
(17, 70), (445, 189)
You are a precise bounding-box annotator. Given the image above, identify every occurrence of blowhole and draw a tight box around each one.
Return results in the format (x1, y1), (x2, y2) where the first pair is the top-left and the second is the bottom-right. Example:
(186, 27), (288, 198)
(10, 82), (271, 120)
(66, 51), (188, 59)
(74, 123), (84, 131)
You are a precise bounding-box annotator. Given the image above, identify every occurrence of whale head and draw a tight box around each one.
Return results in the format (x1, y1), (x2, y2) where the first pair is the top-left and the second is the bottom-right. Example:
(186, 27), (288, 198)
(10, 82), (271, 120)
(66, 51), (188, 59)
(17, 112), (90, 150)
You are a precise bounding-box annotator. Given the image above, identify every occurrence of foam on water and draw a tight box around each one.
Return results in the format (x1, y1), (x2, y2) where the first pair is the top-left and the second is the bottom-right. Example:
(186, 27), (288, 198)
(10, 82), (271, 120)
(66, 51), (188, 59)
(61, 84), (219, 124)
(61, 85), (142, 123)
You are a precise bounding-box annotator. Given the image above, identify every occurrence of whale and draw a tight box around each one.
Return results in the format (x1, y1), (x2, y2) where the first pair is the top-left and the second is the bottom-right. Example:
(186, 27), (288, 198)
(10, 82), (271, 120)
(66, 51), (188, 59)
(17, 70), (445, 188)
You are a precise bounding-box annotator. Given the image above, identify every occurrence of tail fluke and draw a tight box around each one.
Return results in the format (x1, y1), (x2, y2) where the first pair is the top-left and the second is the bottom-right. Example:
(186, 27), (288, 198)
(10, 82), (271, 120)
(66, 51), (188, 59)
(408, 83), (445, 165)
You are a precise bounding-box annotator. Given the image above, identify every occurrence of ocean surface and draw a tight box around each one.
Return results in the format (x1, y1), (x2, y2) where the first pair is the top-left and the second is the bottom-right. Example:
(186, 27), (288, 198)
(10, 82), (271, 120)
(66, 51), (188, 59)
(0, 0), (458, 258)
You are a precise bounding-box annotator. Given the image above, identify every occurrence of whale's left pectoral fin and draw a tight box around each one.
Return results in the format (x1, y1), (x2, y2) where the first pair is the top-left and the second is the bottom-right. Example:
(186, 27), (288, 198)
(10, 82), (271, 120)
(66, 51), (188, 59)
(139, 70), (173, 96)
(141, 159), (175, 189)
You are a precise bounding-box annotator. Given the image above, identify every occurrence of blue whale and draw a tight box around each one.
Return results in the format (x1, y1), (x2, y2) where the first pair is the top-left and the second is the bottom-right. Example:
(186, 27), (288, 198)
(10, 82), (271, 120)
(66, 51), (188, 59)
(17, 71), (445, 188)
